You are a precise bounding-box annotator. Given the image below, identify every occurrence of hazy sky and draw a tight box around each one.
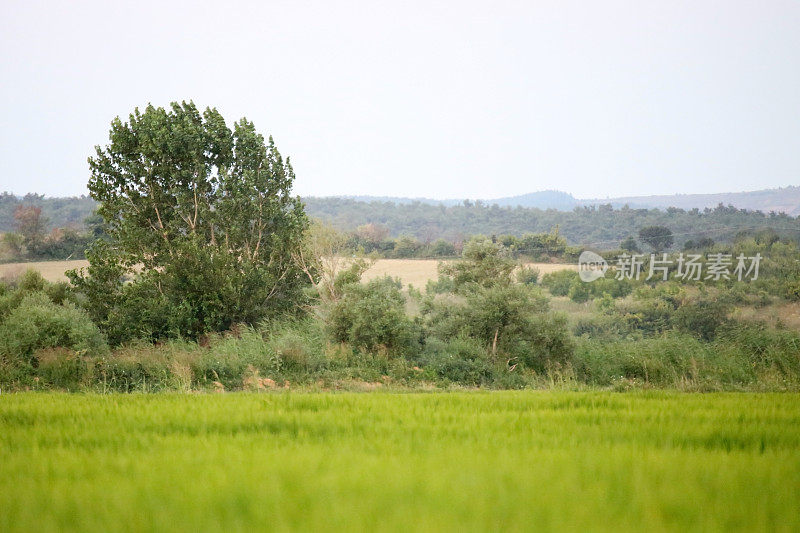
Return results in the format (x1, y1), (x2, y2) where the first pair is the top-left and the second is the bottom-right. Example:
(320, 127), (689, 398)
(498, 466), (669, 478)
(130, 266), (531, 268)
(1, 0), (799, 200)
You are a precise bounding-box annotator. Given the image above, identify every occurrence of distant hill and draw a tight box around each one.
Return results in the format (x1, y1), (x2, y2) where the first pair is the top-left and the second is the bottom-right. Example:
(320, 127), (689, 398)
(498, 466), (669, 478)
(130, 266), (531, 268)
(482, 190), (579, 210)
(583, 186), (800, 216)
(330, 186), (800, 215)
(0, 192), (97, 232)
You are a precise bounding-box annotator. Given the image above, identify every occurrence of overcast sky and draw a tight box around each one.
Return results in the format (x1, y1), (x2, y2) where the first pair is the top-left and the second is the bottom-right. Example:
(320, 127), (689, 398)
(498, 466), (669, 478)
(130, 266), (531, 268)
(1, 0), (798, 200)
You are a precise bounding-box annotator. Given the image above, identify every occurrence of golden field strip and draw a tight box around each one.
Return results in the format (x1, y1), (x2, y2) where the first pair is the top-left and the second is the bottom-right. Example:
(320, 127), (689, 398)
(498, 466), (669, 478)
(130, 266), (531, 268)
(0, 258), (576, 287)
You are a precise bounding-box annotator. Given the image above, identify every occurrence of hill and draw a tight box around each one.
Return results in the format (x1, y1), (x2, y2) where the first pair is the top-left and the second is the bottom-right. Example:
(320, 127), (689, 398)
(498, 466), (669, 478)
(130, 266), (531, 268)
(584, 186), (800, 216)
(326, 186), (800, 215)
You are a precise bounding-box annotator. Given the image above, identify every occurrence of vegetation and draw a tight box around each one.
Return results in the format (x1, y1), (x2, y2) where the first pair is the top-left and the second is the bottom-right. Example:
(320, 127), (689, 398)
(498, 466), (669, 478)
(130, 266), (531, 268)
(67, 102), (308, 343)
(1, 392), (799, 531)
(303, 197), (800, 248)
(0, 103), (797, 394)
(1, 232), (799, 392)
(5, 193), (800, 262)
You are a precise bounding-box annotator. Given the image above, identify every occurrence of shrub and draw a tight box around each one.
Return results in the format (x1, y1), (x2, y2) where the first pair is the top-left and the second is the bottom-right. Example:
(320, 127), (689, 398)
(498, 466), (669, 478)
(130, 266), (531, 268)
(428, 239), (456, 257)
(423, 283), (572, 372)
(516, 266), (540, 285)
(567, 279), (591, 303)
(439, 238), (517, 290)
(673, 300), (729, 340)
(420, 336), (494, 385)
(0, 292), (107, 366)
(328, 276), (420, 356)
(591, 277), (634, 299)
(35, 347), (90, 391)
(614, 298), (674, 336)
(425, 275), (456, 294)
(541, 270), (579, 296)
(264, 319), (326, 372)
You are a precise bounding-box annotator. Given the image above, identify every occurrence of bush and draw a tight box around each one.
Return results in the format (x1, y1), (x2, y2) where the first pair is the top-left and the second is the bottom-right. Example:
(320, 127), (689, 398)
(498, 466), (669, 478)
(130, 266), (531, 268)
(541, 270), (579, 296)
(567, 279), (591, 303)
(420, 336), (494, 385)
(673, 300), (729, 340)
(425, 275), (456, 294)
(264, 319), (326, 372)
(328, 276), (420, 356)
(423, 283), (572, 372)
(516, 266), (540, 285)
(428, 239), (456, 257)
(35, 347), (90, 391)
(439, 238), (517, 290)
(0, 292), (107, 366)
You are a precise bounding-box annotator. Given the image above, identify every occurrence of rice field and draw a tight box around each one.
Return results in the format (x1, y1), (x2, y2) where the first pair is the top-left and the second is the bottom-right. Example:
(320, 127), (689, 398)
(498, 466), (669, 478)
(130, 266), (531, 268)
(0, 258), (576, 286)
(1, 391), (799, 532)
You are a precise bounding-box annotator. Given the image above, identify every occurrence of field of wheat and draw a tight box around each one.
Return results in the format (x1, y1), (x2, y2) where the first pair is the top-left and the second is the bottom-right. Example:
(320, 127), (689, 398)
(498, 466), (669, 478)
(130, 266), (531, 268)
(1, 391), (798, 532)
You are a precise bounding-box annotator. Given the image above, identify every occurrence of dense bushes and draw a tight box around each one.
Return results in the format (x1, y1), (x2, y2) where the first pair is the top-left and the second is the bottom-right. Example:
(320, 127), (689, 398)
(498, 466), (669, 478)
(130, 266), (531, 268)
(0, 272), (108, 372)
(574, 327), (800, 390)
(0, 293), (106, 364)
(327, 276), (420, 356)
(1, 231), (799, 392)
(421, 238), (574, 373)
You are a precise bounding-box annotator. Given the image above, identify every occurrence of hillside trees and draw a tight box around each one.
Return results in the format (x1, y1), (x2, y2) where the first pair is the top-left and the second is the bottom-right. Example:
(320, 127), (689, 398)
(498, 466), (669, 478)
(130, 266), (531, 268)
(639, 225), (674, 251)
(69, 102), (308, 342)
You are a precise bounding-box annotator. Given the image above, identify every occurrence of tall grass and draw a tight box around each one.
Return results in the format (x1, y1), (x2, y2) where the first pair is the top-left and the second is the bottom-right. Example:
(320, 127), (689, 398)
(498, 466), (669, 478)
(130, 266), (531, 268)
(1, 392), (799, 531)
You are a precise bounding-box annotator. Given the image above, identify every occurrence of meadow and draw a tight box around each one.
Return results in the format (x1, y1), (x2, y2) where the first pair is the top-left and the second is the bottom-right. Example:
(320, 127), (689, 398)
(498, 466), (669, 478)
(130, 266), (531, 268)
(1, 391), (799, 532)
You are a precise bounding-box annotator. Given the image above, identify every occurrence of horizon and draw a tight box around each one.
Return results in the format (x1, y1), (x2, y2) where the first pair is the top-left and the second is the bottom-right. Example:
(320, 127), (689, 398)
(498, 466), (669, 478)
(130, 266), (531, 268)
(3, 184), (799, 203)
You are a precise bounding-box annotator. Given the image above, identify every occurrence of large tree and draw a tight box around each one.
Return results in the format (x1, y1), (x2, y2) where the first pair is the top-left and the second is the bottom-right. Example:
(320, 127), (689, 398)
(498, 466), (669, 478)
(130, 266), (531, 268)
(70, 102), (308, 342)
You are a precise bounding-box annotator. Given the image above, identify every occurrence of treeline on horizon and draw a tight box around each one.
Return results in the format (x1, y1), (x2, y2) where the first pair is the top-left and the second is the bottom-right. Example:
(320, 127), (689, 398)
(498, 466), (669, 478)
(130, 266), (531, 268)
(2, 192), (800, 261)
(304, 197), (800, 247)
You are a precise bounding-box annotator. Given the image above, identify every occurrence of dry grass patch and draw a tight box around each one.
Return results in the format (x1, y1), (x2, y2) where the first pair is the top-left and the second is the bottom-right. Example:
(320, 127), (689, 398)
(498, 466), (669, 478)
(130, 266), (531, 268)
(1, 258), (576, 287)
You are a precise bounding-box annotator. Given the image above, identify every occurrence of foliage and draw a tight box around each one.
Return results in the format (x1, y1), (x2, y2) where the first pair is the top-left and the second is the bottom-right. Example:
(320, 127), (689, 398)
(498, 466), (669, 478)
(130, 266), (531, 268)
(620, 235), (640, 252)
(638, 225), (674, 251)
(302, 197), (800, 249)
(419, 336), (494, 385)
(422, 240), (573, 371)
(0, 292), (107, 366)
(327, 276), (420, 356)
(439, 238), (517, 291)
(515, 266), (540, 285)
(70, 102), (308, 342)
(0, 192), (96, 232)
(540, 269), (579, 296)
(672, 299), (730, 340)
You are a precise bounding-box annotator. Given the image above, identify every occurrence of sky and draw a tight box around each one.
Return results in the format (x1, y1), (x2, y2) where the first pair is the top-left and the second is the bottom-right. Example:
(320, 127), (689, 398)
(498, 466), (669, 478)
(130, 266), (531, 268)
(1, 0), (799, 200)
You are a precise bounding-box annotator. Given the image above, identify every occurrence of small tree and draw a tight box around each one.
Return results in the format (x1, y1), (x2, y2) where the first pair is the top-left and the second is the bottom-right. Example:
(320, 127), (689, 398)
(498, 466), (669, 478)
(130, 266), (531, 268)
(639, 226), (674, 252)
(14, 205), (48, 254)
(439, 238), (516, 291)
(620, 236), (640, 253)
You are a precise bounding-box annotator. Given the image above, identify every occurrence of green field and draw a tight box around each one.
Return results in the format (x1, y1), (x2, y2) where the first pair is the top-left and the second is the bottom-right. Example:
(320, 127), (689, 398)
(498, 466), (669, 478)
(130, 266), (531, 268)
(2, 392), (799, 532)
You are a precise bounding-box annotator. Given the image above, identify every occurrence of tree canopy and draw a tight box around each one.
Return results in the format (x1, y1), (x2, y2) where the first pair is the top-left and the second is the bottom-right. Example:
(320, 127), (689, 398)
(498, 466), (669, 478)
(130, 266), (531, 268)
(70, 102), (307, 342)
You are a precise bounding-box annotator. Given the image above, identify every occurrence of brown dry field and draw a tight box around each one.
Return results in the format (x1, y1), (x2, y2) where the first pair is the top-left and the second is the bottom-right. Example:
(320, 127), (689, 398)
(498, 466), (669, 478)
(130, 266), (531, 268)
(361, 259), (576, 288)
(0, 260), (90, 283)
(0, 258), (576, 286)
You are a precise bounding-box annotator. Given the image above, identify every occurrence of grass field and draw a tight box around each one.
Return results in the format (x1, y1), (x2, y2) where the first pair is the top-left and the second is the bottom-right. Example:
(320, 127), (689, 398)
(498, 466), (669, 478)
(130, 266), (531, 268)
(1, 391), (799, 532)
(0, 258), (576, 286)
